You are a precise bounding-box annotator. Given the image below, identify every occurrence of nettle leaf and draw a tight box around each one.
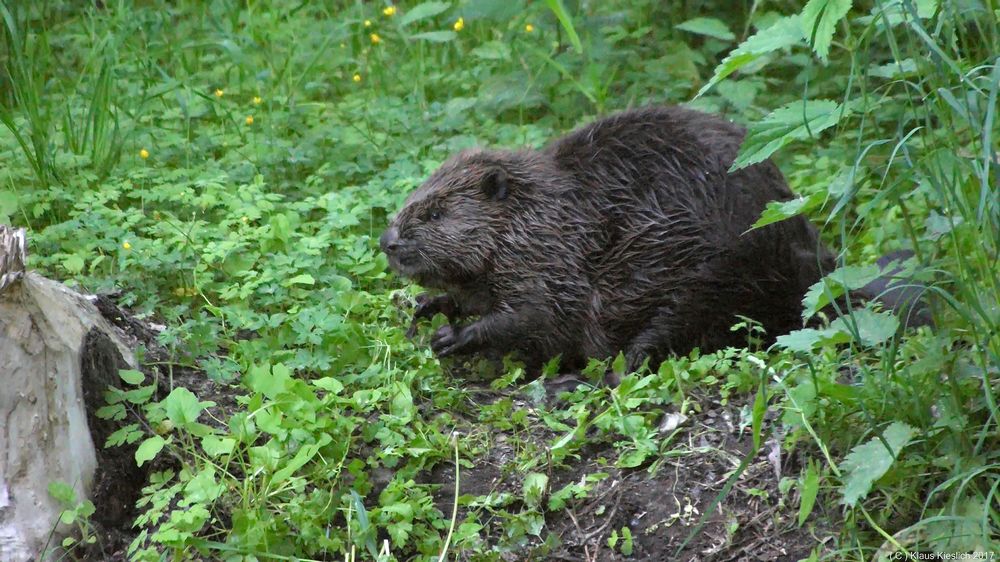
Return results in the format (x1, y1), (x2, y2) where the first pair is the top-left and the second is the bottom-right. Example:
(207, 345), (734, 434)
(829, 308), (899, 347)
(399, 1), (450, 27)
(675, 17), (735, 41)
(840, 422), (916, 506)
(801, 0), (853, 62)
(731, 99), (850, 171)
(802, 264), (881, 319)
(697, 15), (804, 98)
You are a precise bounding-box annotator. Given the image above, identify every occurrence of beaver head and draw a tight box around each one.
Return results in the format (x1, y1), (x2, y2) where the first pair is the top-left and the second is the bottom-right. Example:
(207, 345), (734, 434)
(380, 149), (530, 289)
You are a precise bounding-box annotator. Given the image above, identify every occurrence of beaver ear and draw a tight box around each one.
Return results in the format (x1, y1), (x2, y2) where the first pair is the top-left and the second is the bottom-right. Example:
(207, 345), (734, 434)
(481, 168), (509, 201)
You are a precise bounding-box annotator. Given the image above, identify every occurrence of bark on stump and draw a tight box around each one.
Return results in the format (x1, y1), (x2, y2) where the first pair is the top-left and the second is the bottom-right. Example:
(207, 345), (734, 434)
(0, 226), (136, 561)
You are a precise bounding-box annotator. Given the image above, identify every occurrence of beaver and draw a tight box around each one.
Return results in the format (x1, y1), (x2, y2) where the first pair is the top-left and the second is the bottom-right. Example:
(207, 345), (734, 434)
(380, 106), (839, 372)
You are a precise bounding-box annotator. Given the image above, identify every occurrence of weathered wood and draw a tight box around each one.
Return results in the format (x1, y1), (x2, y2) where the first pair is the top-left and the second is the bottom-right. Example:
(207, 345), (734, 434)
(0, 228), (135, 561)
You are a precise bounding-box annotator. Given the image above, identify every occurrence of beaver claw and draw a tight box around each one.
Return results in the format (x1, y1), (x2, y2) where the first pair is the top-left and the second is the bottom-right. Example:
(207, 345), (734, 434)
(406, 294), (458, 338)
(430, 324), (477, 357)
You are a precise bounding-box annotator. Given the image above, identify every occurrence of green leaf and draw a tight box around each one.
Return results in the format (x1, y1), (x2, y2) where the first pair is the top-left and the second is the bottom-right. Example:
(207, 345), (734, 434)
(410, 31), (456, 42)
(801, 0), (852, 62)
(675, 17), (735, 41)
(798, 461), (820, 526)
(162, 387), (215, 428)
(802, 264), (880, 319)
(135, 435), (166, 466)
(523, 472), (549, 508)
(271, 434), (332, 487)
(829, 308), (899, 347)
(751, 193), (824, 229)
(119, 369), (145, 385)
(63, 254), (85, 274)
(245, 362), (292, 399)
(0, 190), (17, 223)
(543, 0), (583, 53)
(470, 40), (511, 61)
(399, 1), (450, 27)
(313, 376), (345, 394)
(732, 99), (849, 171)
(840, 422), (916, 506)
(285, 273), (315, 286)
(697, 15), (804, 98)
(202, 436), (235, 457)
(774, 327), (850, 353)
(48, 481), (76, 504)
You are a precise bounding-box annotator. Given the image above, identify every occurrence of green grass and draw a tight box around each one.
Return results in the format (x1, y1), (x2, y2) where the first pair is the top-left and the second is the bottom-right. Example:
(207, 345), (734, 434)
(1, 0), (997, 560)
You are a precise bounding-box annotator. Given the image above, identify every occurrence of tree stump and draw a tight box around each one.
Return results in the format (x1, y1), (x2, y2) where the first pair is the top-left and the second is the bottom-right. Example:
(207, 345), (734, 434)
(0, 226), (136, 561)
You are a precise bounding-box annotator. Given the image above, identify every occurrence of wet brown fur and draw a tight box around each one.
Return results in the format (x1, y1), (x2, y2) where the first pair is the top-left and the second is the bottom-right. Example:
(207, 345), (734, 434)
(381, 106), (835, 371)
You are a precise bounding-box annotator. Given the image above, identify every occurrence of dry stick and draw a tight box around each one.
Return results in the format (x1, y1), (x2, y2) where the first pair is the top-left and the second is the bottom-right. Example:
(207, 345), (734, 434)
(436, 434), (461, 561)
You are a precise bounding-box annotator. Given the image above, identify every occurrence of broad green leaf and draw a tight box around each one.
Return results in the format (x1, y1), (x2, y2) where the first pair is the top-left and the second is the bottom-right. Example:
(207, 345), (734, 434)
(774, 327), (850, 353)
(801, 0), (852, 62)
(523, 472), (549, 508)
(245, 362), (291, 399)
(675, 17), (735, 41)
(63, 254), (84, 274)
(0, 190), (16, 223)
(183, 467), (224, 504)
(286, 273), (315, 286)
(162, 387), (215, 427)
(829, 308), (899, 347)
(399, 2), (450, 27)
(136, 435), (166, 466)
(470, 40), (511, 61)
(802, 264), (880, 319)
(119, 368), (145, 385)
(798, 461), (820, 526)
(731, 99), (849, 171)
(202, 436), (235, 457)
(840, 422), (916, 506)
(48, 481), (76, 504)
(697, 15), (804, 98)
(751, 193), (824, 229)
(313, 376), (345, 394)
(410, 31), (456, 42)
(543, 0), (583, 53)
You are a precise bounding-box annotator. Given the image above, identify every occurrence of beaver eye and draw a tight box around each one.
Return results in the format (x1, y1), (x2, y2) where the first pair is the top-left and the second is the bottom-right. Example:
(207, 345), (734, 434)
(427, 209), (442, 221)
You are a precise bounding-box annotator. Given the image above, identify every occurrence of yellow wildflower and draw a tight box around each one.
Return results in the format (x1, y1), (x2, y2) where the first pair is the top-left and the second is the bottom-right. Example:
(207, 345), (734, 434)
(353, 73), (362, 83)
(370, 33), (381, 44)
(252, 96), (262, 105)
(453, 17), (464, 31)
(139, 148), (149, 159)
(245, 115), (254, 125)
(214, 88), (224, 98)
(364, 19), (372, 27)
(383, 5), (396, 16)
(122, 241), (132, 250)
(525, 23), (534, 33)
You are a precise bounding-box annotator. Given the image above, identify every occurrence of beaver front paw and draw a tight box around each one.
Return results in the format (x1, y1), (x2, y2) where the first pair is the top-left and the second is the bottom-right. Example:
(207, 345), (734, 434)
(430, 324), (478, 357)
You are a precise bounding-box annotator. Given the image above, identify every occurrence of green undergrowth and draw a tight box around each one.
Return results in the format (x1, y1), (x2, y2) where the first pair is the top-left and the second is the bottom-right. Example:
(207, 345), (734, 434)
(1, 0), (997, 560)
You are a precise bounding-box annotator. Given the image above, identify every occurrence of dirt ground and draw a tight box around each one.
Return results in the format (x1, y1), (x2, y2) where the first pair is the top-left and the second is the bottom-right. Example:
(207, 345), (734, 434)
(79, 298), (829, 561)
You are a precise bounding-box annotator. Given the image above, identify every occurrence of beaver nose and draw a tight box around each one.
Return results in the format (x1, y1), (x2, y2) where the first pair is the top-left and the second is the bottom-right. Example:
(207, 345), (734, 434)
(380, 227), (401, 253)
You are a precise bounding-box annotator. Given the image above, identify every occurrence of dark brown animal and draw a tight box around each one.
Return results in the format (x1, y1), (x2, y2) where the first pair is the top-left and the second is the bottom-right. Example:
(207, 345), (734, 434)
(380, 106), (835, 371)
